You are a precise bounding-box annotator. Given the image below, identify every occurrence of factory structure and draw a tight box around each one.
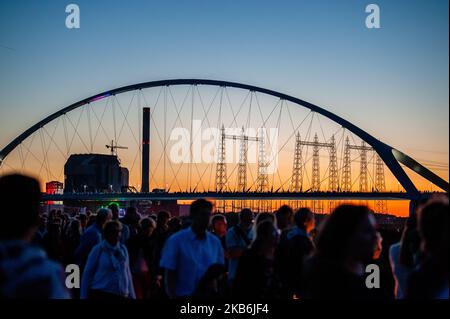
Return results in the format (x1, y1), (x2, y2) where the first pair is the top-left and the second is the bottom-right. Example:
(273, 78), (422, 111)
(63, 107), (150, 194)
(64, 153), (129, 193)
(58, 107), (185, 216)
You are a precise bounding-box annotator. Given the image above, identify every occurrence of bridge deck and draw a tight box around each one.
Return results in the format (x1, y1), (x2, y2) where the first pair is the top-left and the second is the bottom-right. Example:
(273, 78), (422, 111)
(41, 191), (444, 202)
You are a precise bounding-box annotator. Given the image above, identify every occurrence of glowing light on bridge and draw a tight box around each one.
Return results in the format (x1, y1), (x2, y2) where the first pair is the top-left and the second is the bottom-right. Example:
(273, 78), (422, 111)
(89, 93), (111, 103)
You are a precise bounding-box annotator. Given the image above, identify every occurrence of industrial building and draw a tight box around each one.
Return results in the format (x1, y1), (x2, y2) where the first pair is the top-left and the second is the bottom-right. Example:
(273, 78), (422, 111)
(64, 154), (129, 193)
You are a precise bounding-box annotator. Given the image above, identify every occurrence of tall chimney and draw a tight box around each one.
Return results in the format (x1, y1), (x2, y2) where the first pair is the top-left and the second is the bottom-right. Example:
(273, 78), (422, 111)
(141, 107), (150, 192)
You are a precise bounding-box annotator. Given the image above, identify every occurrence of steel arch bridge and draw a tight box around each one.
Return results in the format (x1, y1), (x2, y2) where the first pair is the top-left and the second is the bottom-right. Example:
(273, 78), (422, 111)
(0, 79), (448, 202)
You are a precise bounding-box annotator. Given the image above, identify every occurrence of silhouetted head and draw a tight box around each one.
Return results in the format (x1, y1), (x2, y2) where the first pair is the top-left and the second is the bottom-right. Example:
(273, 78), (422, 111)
(140, 217), (156, 237)
(251, 220), (279, 256)
(96, 208), (112, 228)
(294, 207), (315, 233)
(239, 208), (254, 229)
(210, 214), (227, 237)
(315, 205), (377, 265)
(168, 217), (182, 233)
(157, 210), (171, 228)
(68, 219), (82, 237)
(103, 220), (122, 246)
(190, 199), (213, 235)
(125, 206), (140, 224)
(108, 203), (120, 220)
(0, 174), (42, 240)
(255, 212), (275, 226)
(417, 196), (449, 268)
(78, 213), (87, 228)
(275, 205), (294, 231)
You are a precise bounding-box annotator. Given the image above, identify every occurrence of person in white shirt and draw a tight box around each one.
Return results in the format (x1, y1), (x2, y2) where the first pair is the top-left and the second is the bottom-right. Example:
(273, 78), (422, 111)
(80, 220), (135, 299)
(159, 199), (224, 298)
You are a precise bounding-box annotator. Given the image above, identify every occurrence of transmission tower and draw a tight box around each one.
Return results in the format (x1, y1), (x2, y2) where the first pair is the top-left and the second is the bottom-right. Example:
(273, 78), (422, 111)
(221, 127), (259, 192)
(290, 132), (303, 192)
(375, 153), (387, 213)
(359, 141), (369, 192)
(327, 135), (339, 213)
(311, 133), (321, 192)
(215, 125), (227, 192)
(257, 129), (269, 193)
(256, 129), (269, 212)
(238, 127), (248, 192)
(375, 153), (386, 192)
(345, 140), (373, 193)
(341, 137), (352, 192)
(296, 133), (336, 211)
(290, 132), (303, 209)
(296, 133), (335, 192)
(328, 135), (339, 192)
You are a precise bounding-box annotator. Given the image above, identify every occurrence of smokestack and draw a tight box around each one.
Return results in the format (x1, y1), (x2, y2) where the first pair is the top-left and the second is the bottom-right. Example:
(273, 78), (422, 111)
(141, 107), (150, 192)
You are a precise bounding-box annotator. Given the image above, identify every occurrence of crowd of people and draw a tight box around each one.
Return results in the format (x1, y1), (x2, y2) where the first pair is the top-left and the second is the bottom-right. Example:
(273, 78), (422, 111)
(0, 173), (448, 299)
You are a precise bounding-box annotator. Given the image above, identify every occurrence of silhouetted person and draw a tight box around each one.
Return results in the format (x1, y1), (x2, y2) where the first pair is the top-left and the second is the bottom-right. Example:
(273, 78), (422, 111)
(109, 203), (130, 243)
(255, 212), (276, 227)
(302, 205), (378, 299)
(64, 219), (82, 265)
(0, 174), (69, 298)
(121, 206), (141, 239)
(160, 199), (224, 298)
(78, 213), (88, 232)
(275, 205), (294, 233)
(276, 207), (315, 298)
(233, 220), (281, 299)
(150, 210), (171, 298)
(389, 214), (421, 299)
(75, 208), (112, 269)
(42, 220), (65, 263)
(81, 220), (135, 299)
(226, 208), (254, 282)
(406, 196), (449, 299)
(210, 214), (228, 255)
(32, 215), (48, 246)
(126, 218), (156, 299)
(61, 214), (70, 240)
(167, 216), (182, 235)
